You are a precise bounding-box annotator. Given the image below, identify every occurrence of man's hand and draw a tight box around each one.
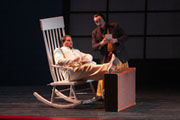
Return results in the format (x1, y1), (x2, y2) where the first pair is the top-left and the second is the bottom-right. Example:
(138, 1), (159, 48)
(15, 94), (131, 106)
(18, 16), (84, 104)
(81, 57), (89, 62)
(73, 57), (80, 63)
(69, 57), (81, 67)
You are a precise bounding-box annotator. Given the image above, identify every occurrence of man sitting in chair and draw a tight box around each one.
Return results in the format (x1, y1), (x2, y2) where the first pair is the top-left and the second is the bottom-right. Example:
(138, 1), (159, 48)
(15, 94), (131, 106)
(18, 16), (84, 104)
(54, 35), (119, 81)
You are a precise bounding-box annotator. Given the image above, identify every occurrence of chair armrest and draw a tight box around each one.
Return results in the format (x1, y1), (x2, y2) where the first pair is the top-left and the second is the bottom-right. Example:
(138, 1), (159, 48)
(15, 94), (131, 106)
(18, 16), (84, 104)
(51, 65), (73, 70)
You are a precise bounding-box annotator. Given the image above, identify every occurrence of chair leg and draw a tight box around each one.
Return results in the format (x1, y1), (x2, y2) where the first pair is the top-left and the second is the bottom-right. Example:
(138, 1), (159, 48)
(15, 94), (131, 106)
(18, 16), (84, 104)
(69, 85), (73, 98)
(89, 82), (96, 97)
(51, 86), (56, 103)
(69, 85), (78, 100)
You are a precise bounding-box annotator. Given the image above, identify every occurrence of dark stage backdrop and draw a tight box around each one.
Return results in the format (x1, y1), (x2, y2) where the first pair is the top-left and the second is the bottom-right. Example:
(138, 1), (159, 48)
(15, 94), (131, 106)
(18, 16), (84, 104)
(1, 0), (180, 91)
(1, 0), (62, 86)
(67, 0), (180, 91)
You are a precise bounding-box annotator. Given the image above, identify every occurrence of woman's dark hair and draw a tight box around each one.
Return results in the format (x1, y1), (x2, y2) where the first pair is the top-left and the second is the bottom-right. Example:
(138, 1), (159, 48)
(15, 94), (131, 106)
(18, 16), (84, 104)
(93, 12), (106, 22)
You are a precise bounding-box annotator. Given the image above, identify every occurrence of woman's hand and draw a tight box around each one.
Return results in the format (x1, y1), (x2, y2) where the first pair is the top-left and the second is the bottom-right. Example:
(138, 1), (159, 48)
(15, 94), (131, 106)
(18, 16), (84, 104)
(110, 38), (118, 44)
(100, 38), (109, 46)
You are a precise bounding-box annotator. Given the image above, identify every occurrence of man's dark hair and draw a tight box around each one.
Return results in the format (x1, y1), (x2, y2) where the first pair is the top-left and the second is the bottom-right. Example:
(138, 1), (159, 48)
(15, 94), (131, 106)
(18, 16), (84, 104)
(93, 12), (106, 22)
(61, 35), (71, 43)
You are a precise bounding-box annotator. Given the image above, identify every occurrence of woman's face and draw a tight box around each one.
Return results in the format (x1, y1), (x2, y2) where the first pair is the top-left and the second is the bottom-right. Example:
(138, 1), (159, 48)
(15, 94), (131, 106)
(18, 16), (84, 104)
(94, 16), (105, 28)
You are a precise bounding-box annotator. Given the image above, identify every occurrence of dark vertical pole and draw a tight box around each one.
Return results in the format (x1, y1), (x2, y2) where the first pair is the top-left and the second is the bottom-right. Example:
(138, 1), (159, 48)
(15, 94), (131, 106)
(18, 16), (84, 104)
(62, 0), (70, 34)
(105, 0), (109, 33)
(144, 0), (148, 59)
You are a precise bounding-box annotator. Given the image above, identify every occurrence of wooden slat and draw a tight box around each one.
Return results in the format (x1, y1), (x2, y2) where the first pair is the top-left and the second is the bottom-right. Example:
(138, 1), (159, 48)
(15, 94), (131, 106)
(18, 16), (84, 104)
(55, 29), (60, 48)
(49, 30), (54, 51)
(62, 28), (65, 36)
(46, 30), (52, 54)
(52, 29), (57, 49)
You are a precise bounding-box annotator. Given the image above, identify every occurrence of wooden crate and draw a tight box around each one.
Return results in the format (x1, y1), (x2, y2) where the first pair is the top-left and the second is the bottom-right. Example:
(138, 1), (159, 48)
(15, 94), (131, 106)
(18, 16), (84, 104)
(104, 68), (136, 112)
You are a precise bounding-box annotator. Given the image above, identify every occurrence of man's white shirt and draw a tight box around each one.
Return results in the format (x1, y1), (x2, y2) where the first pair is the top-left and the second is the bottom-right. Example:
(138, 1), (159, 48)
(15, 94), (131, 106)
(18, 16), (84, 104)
(54, 46), (95, 65)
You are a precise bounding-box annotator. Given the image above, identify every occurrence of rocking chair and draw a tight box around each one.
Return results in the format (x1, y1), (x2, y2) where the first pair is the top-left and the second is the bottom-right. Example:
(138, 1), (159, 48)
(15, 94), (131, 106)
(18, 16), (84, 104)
(33, 16), (96, 108)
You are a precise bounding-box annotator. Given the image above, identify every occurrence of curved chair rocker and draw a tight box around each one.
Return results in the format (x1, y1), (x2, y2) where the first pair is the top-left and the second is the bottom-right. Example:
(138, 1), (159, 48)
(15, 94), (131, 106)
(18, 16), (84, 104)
(33, 16), (96, 108)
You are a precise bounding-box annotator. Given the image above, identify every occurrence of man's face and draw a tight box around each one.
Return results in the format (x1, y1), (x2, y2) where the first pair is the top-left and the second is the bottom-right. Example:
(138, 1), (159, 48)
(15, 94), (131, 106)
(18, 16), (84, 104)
(94, 16), (105, 28)
(63, 36), (73, 48)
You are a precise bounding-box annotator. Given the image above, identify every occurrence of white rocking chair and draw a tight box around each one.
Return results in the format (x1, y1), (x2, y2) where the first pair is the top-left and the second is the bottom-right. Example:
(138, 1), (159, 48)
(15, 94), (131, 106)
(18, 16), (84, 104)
(33, 16), (96, 108)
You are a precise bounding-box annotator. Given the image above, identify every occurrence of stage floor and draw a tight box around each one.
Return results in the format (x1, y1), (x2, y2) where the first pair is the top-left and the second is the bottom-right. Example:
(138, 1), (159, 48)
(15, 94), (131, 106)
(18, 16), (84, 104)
(0, 86), (180, 120)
